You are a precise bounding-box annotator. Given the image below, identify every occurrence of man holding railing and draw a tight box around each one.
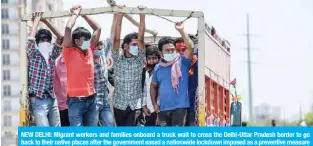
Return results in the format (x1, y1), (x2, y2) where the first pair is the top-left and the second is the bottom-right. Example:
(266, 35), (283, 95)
(62, 5), (102, 126)
(27, 11), (63, 126)
(151, 22), (194, 126)
(111, 4), (147, 126)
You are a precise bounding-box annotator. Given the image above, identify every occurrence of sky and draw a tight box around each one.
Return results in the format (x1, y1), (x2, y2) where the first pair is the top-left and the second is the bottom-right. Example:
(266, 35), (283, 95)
(61, 0), (313, 121)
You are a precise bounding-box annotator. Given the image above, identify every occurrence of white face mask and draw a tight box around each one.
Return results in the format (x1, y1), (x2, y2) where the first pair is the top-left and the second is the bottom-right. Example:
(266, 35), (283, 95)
(129, 46), (139, 56)
(163, 52), (178, 62)
(38, 42), (51, 63)
(81, 41), (90, 50)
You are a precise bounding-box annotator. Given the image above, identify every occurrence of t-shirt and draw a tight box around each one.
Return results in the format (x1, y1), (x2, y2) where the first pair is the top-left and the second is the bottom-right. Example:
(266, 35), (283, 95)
(152, 56), (192, 111)
(62, 43), (96, 97)
(54, 55), (68, 111)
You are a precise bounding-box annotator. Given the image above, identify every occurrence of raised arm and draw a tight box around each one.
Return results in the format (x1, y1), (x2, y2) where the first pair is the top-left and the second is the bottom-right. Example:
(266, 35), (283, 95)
(27, 12), (43, 59)
(113, 5), (125, 50)
(63, 5), (81, 48)
(82, 15), (101, 45)
(41, 19), (63, 40)
(29, 12), (42, 38)
(110, 14), (118, 44)
(175, 22), (194, 59)
(137, 5), (146, 50)
(41, 19), (64, 59)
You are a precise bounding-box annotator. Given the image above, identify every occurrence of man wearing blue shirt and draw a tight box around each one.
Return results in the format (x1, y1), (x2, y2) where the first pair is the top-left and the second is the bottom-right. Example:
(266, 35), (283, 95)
(150, 22), (194, 126)
(174, 35), (198, 126)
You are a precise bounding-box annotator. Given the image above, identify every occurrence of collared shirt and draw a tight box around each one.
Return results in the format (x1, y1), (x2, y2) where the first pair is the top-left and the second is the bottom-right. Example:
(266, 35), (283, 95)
(94, 55), (110, 107)
(62, 43), (96, 97)
(112, 48), (145, 110)
(54, 55), (68, 111)
(27, 37), (62, 98)
(142, 70), (156, 113)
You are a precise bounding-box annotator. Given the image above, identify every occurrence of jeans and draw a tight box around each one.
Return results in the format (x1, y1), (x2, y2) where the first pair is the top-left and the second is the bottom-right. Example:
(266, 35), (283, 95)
(159, 108), (187, 126)
(96, 97), (114, 126)
(67, 94), (99, 126)
(30, 97), (60, 126)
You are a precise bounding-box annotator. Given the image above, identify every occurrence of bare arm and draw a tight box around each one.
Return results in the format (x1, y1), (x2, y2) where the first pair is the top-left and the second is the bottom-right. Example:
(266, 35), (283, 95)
(27, 12), (42, 59)
(110, 14), (118, 44)
(113, 13), (123, 50)
(176, 22), (194, 59)
(29, 12), (42, 38)
(63, 6), (81, 48)
(137, 6), (146, 50)
(82, 15), (101, 45)
(41, 19), (63, 40)
(150, 82), (159, 113)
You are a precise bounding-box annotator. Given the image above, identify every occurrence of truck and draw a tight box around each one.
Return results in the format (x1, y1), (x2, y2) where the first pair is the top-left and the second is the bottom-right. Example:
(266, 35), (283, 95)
(19, 4), (231, 126)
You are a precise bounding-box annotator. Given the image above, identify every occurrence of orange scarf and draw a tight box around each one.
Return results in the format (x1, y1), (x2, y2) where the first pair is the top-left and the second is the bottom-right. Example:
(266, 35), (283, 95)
(189, 55), (198, 76)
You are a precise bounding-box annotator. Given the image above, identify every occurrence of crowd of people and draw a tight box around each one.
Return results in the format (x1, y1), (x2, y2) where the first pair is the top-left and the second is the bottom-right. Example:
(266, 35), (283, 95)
(27, 4), (200, 127)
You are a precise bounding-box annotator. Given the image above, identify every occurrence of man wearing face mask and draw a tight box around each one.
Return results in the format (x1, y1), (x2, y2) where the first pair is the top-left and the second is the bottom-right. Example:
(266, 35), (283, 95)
(174, 35), (199, 126)
(142, 45), (161, 126)
(93, 41), (114, 126)
(151, 22), (194, 126)
(62, 5), (101, 126)
(27, 12), (63, 126)
(111, 5), (146, 126)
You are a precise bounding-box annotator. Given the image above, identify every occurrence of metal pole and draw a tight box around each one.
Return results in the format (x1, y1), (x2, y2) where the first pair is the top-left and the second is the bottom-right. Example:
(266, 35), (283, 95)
(21, 6), (204, 21)
(246, 14), (253, 122)
(19, 21), (28, 126)
(197, 16), (206, 126)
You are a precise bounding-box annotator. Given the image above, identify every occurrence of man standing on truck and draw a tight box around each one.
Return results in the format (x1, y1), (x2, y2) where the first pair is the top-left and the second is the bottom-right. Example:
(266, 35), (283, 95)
(54, 54), (70, 126)
(93, 40), (114, 126)
(62, 5), (102, 126)
(27, 12), (63, 126)
(111, 5), (146, 126)
(151, 22), (194, 126)
(142, 45), (161, 126)
(174, 34), (198, 126)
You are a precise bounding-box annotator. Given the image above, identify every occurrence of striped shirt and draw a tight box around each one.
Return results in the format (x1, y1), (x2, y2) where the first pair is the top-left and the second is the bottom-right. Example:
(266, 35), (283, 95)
(94, 55), (109, 107)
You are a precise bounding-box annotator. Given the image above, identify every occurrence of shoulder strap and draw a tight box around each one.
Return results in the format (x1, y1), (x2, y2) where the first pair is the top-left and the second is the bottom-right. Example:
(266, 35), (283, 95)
(141, 68), (146, 90)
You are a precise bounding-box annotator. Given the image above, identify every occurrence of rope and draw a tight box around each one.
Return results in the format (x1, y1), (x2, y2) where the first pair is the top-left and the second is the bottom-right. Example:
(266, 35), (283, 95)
(152, 11), (195, 24)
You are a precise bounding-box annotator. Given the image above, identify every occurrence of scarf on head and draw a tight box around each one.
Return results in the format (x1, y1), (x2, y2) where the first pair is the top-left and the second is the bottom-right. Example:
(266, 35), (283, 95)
(159, 56), (182, 94)
(189, 55), (198, 76)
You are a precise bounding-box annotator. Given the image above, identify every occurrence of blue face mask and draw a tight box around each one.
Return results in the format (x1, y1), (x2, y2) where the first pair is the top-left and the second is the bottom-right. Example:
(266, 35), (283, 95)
(163, 53), (178, 62)
(129, 46), (139, 56)
(94, 50), (102, 56)
(81, 40), (90, 50)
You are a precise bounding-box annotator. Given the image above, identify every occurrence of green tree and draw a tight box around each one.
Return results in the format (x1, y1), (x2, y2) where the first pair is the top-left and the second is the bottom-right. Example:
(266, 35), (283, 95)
(304, 112), (313, 126)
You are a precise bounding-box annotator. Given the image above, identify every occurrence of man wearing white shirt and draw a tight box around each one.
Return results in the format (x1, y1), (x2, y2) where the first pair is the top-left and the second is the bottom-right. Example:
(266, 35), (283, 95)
(142, 45), (161, 126)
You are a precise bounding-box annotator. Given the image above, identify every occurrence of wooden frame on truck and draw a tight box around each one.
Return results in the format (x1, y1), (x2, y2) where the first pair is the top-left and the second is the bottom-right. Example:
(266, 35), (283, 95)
(20, 6), (229, 126)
